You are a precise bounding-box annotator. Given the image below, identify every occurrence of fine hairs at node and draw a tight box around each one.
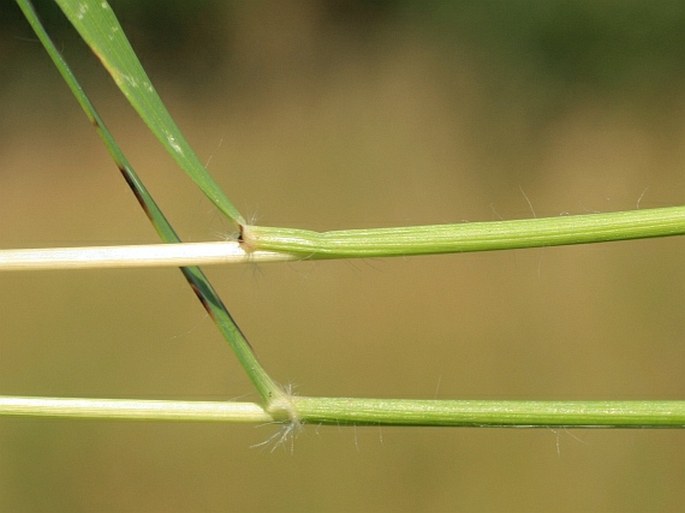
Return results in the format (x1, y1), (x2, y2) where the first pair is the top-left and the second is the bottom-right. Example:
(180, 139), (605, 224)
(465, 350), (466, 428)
(253, 384), (302, 453)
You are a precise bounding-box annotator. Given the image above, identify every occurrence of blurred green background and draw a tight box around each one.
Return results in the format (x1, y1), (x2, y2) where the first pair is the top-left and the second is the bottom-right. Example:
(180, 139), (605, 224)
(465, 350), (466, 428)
(2, 1), (685, 511)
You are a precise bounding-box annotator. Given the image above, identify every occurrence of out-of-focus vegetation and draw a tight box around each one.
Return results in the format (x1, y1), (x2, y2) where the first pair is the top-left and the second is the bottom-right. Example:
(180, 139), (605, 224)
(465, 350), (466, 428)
(7, 2), (685, 96)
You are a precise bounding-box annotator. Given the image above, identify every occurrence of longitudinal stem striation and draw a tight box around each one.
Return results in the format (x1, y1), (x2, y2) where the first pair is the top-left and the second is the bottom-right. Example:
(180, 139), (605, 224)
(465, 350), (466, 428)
(242, 206), (685, 258)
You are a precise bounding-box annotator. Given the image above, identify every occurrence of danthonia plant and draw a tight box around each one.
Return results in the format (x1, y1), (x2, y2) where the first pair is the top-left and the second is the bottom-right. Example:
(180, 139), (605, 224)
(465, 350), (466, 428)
(6, 0), (685, 433)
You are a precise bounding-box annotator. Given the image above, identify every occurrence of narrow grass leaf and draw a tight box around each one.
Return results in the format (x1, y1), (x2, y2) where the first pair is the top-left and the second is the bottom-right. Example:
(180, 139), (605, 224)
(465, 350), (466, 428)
(16, 0), (284, 406)
(53, 0), (244, 225)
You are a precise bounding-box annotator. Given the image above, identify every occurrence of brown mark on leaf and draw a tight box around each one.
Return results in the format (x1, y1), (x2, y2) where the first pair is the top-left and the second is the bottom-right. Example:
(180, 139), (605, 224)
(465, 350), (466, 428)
(186, 278), (216, 320)
(117, 165), (153, 220)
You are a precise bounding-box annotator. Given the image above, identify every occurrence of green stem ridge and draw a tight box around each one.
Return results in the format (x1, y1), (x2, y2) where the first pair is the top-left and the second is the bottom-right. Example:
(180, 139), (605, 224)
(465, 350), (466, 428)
(243, 206), (685, 258)
(292, 397), (685, 427)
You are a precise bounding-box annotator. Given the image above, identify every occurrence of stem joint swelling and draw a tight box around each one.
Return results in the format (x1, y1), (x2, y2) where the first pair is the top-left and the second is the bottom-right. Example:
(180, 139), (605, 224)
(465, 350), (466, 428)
(237, 223), (256, 253)
(265, 387), (302, 437)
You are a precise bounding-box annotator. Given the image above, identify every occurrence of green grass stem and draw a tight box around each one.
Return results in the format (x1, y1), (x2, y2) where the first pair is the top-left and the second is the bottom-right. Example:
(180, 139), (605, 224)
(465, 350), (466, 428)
(243, 205), (685, 258)
(293, 397), (685, 427)
(3, 203), (685, 271)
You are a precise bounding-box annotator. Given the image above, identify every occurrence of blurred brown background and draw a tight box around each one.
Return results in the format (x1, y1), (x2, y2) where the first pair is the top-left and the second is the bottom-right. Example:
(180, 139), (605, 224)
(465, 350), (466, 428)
(1, 1), (685, 511)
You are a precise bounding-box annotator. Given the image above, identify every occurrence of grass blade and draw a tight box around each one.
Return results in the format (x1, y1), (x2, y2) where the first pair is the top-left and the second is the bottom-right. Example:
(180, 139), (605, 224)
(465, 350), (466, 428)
(52, 0), (244, 225)
(16, 0), (288, 410)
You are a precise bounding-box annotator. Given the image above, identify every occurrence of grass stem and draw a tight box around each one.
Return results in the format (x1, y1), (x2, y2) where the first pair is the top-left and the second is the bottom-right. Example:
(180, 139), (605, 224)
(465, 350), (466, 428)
(244, 205), (685, 258)
(0, 396), (271, 423)
(293, 396), (685, 428)
(2, 395), (684, 428)
(0, 242), (293, 271)
(3, 205), (684, 272)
